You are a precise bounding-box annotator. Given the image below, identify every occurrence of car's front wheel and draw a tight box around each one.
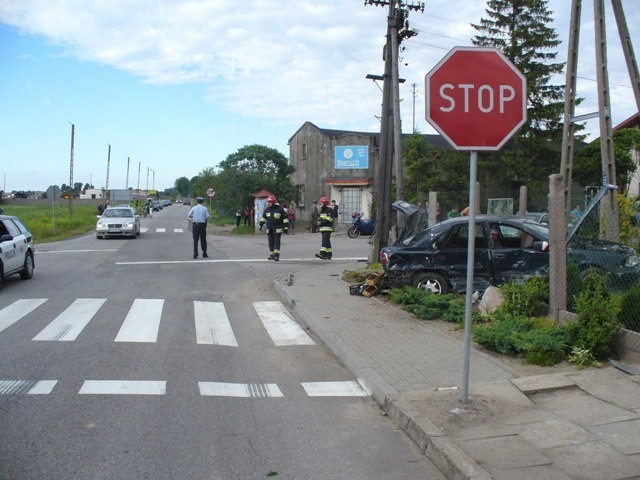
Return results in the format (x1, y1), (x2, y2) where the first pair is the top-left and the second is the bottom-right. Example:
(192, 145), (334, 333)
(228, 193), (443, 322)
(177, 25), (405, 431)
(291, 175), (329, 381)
(412, 272), (449, 295)
(20, 252), (34, 280)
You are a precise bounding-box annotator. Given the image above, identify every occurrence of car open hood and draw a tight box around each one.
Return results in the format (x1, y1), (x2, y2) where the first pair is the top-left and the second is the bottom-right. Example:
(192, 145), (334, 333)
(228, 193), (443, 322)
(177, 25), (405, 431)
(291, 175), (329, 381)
(566, 184), (617, 242)
(392, 200), (424, 245)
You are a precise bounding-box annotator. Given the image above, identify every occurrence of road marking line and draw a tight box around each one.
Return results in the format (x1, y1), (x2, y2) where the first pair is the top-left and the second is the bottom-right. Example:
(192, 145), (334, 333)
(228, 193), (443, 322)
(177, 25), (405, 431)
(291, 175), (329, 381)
(253, 301), (315, 346)
(79, 380), (166, 395)
(115, 257), (368, 265)
(194, 301), (238, 346)
(115, 299), (164, 343)
(0, 299), (48, 334)
(155, 228), (166, 233)
(141, 228), (149, 233)
(198, 382), (283, 398)
(301, 381), (368, 397)
(0, 380), (58, 395)
(37, 249), (118, 254)
(174, 228), (184, 233)
(32, 298), (106, 341)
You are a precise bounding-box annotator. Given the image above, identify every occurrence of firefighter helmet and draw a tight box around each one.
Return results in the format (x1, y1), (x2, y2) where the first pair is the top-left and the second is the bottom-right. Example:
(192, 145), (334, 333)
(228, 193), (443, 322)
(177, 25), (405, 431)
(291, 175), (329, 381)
(266, 195), (277, 204)
(319, 196), (329, 206)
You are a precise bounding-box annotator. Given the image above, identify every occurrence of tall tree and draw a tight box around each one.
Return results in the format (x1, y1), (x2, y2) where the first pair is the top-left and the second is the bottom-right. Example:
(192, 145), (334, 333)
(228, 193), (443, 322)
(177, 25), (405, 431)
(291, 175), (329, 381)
(574, 129), (640, 194)
(472, 0), (567, 199)
(174, 176), (191, 198)
(403, 133), (469, 209)
(216, 145), (295, 213)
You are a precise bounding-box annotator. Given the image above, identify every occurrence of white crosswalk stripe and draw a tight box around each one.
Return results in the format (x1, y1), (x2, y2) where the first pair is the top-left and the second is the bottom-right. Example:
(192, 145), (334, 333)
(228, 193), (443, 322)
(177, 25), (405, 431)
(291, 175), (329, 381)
(253, 301), (316, 346)
(115, 299), (164, 343)
(198, 382), (283, 398)
(194, 301), (238, 346)
(174, 228), (184, 233)
(155, 228), (166, 233)
(79, 380), (166, 395)
(301, 381), (368, 397)
(0, 299), (48, 334)
(0, 298), (369, 398)
(0, 380), (57, 394)
(32, 298), (106, 341)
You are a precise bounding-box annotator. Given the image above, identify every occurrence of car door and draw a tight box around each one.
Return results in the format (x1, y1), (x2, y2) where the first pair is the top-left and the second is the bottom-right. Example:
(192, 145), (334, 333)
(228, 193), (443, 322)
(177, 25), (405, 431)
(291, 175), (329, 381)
(488, 222), (548, 286)
(0, 219), (23, 274)
(431, 222), (493, 292)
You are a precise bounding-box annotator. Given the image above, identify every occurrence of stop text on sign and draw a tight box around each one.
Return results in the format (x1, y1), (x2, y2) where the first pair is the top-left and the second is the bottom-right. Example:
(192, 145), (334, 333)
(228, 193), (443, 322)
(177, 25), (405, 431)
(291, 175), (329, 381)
(425, 47), (527, 151)
(439, 84), (516, 114)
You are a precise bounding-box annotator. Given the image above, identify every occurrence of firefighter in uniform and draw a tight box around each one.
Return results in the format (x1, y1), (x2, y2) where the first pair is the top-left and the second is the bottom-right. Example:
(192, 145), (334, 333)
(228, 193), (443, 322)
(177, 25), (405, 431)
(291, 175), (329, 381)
(259, 195), (289, 261)
(315, 196), (333, 260)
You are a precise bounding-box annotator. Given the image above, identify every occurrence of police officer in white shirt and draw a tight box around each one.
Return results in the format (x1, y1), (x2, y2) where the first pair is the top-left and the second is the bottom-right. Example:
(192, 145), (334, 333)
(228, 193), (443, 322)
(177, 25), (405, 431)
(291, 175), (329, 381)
(187, 197), (211, 258)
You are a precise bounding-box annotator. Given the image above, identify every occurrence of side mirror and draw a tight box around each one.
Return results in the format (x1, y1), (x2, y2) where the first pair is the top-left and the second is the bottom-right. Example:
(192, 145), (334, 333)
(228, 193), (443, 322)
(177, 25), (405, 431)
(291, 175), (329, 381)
(533, 241), (549, 252)
(0, 234), (14, 242)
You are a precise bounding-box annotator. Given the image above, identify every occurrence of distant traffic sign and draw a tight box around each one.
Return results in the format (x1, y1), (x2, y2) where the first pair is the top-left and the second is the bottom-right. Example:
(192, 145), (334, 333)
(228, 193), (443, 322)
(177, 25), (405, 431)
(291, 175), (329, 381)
(425, 47), (527, 151)
(206, 188), (215, 197)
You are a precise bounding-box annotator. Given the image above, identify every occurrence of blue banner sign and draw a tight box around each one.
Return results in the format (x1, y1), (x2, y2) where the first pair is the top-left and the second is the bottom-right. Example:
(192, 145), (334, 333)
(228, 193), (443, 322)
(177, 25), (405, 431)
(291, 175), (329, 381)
(335, 146), (368, 169)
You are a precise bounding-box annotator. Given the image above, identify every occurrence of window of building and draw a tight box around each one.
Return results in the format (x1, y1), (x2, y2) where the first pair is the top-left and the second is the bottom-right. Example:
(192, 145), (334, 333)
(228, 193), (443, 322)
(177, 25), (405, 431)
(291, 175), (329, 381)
(297, 184), (305, 207)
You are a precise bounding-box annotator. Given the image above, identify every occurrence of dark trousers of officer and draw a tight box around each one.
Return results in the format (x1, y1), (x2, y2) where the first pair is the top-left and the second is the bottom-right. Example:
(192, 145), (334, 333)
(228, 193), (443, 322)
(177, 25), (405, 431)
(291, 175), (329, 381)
(268, 230), (282, 254)
(192, 223), (207, 256)
(320, 230), (332, 257)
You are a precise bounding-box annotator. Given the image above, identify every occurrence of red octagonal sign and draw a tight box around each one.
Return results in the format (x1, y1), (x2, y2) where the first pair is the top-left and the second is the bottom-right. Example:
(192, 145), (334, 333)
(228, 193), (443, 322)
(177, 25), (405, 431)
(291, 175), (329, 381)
(426, 47), (527, 151)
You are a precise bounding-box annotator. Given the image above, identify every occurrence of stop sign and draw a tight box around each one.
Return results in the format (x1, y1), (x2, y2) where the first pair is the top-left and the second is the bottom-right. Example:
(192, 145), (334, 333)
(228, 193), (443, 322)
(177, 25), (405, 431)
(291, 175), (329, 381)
(425, 47), (526, 151)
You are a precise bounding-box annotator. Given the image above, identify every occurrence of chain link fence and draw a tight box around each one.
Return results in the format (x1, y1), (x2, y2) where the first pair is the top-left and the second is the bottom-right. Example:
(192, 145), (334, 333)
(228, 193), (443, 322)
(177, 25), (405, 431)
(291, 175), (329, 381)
(410, 186), (640, 333)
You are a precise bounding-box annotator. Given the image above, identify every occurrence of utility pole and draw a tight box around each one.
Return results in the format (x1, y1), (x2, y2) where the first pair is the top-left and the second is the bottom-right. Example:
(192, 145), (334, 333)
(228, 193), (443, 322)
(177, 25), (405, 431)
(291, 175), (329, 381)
(137, 161), (141, 195)
(126, 156), (130, 189)
(594, 0), (619, 241)
(69, 122), (75, 217)
(365, 0), (424, 260)
(560, 0), (640, 242)
(411, 82), (417, 133)
(106, 144), (111, 204)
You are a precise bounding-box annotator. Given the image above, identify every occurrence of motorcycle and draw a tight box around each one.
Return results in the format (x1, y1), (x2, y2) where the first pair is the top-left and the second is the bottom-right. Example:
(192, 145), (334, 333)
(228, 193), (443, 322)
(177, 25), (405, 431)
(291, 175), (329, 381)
(347, 212), (375, 238)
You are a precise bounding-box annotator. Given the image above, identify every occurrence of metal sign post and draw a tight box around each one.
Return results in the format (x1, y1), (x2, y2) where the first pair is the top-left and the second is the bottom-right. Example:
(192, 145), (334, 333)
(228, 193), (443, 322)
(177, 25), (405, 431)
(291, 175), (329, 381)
(425, 47), (527, 403)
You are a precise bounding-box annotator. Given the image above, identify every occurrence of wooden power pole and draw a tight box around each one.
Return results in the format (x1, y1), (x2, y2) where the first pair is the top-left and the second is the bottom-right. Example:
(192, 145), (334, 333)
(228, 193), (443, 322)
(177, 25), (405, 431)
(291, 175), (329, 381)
(365, 0), (424, 260)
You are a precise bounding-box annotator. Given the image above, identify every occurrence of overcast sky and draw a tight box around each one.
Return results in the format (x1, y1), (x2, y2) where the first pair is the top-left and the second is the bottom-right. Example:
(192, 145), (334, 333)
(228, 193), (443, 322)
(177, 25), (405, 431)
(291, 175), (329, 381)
(1, 0), (638, 193)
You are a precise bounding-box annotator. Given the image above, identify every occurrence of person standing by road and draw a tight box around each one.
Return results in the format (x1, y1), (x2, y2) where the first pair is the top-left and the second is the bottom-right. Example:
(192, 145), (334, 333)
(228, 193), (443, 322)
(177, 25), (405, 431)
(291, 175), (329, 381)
(309, 200), (319, 233)
(188, 197), (210, 259)
(259, 195), (289, 261)
(315, 196), (333, 260)
(235, 208), (242, 227)
(287, 204), (296, 233)
(330, 199), (339, 231)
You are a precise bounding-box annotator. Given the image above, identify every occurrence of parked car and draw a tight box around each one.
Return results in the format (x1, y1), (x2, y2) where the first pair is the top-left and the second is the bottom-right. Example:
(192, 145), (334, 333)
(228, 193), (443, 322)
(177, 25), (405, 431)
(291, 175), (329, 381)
(525, 212), (549, 225)
(0, 214), (35, 287)
(380, 207), (640, 295)
(96, 206), (141, 239)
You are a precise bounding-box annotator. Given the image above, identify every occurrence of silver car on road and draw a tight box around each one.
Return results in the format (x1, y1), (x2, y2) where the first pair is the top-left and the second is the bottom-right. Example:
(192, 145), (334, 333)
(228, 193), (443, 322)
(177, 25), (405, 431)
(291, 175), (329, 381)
(96, 206), (141, 239)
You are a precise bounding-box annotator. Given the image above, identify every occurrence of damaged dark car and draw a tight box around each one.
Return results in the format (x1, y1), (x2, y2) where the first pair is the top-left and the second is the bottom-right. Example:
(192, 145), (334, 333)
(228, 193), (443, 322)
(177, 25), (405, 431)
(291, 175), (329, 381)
(380, 201), (640, 294)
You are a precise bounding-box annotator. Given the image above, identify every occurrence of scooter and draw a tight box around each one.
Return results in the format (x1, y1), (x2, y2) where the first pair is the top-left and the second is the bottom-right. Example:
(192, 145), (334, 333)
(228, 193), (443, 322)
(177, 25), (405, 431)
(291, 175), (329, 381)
(347, 212), (375, 238)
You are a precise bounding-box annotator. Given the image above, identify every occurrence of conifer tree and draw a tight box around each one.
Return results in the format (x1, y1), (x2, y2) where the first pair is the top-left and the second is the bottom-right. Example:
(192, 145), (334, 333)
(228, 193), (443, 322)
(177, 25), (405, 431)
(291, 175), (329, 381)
(471, 0), (567, 200)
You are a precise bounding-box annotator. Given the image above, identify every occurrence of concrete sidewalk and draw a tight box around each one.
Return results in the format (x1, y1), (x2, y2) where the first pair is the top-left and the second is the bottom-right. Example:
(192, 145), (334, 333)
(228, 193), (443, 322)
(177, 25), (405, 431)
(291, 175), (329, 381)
(274, 261), (640, 480)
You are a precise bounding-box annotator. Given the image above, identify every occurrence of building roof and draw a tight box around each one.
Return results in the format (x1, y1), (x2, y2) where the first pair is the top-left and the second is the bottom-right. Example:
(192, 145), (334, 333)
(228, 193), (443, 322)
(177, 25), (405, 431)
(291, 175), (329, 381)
(288, 121), (453, 150)
(613, 112), (640, 131)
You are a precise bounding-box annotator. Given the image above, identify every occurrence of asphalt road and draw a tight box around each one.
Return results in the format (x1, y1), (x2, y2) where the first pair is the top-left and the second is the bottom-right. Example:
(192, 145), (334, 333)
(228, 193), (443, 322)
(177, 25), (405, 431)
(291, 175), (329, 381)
(0, 204), (445, 479)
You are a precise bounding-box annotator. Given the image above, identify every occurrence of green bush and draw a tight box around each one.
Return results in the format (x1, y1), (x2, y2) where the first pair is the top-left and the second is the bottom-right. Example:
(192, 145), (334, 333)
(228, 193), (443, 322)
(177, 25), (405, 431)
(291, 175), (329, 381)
(387, 287), (481, 323)
(473, 313), (569, 365)
(473, 313), (536, 356)
(495, 276), (549, 318)
(566, 262), (583, 312)
(618, 283), (640, 332)
(569, 272), (620, 359)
